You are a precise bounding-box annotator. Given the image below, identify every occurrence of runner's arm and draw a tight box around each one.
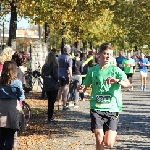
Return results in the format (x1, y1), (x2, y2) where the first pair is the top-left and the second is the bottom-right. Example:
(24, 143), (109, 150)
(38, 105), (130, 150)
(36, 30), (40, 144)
(106, 77), (132, 88)
(115, 79), (132, 88)
(144, 63), (150, 66)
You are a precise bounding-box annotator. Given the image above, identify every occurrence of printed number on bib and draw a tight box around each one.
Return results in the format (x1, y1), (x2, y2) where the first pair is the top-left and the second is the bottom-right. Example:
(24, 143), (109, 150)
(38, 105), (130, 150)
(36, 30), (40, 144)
(96, 95), (111, 103)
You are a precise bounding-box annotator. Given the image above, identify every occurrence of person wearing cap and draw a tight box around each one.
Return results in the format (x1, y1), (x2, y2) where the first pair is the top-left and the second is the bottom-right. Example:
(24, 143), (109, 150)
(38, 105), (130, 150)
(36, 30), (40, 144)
(58, 44), (72, 110)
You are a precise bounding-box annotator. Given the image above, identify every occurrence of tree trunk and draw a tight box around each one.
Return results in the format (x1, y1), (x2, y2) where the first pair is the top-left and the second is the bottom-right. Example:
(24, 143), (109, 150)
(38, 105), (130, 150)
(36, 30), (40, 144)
(44, 22), (50, 50)
(8, 0), (17, 47)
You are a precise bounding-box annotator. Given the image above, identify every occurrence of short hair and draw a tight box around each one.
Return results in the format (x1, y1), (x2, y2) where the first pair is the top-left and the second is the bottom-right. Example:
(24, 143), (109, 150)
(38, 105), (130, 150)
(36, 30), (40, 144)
(63, 44), (71, 53)
(99, 42), (113, 53)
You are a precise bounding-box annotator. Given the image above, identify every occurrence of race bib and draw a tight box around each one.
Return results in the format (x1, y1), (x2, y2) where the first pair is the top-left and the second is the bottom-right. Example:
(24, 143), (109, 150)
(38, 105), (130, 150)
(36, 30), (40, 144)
(96, 95), (111, 103)
(96, 94), (111, 107)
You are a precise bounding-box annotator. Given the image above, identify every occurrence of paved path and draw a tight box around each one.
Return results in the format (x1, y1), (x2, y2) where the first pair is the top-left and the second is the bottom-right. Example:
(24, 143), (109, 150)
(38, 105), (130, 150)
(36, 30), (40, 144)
(20, 71), (150, 150)
(52, 71), (150, 150)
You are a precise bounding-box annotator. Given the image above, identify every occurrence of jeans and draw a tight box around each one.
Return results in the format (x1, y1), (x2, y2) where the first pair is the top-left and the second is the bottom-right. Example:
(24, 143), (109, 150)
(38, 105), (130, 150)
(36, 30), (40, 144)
(80, 77), (85, 100)
(69, 75), (82, 104)
(0, 127), (16, 150)
(46, 90), (58, 120)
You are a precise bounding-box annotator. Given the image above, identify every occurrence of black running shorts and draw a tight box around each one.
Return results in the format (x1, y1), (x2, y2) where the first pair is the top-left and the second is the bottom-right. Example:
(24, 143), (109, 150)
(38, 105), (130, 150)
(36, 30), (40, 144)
(59, 76), (69, 87)
(125, 73), (133, 78)
(90, 109), (119, 134)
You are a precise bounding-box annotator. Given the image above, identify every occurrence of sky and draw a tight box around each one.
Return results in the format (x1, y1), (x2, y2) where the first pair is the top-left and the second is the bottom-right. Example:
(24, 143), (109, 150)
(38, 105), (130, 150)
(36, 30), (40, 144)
(2, 14), (31, 29)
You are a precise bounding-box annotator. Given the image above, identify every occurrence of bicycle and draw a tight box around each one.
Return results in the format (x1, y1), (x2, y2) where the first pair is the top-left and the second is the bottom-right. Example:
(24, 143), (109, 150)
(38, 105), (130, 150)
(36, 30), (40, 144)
(24, 69), (43, 92)
(32, 70), (43, 90)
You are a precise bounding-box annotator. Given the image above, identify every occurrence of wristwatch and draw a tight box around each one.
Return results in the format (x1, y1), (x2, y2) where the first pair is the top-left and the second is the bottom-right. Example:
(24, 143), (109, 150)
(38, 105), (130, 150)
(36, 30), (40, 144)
(117, 79), (121, 84)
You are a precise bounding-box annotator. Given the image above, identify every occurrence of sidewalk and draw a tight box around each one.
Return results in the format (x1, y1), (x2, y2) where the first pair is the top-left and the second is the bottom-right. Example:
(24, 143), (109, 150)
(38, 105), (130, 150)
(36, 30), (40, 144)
(17, 71), (150, 150)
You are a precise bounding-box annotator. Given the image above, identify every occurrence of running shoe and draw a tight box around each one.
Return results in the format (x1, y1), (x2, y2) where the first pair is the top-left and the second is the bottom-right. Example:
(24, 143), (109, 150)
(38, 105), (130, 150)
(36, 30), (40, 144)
(47, 118), (57, 124)
(74, 103), (79, 108)
(143, 87), (146, 92)
(63, 106), (71, 111)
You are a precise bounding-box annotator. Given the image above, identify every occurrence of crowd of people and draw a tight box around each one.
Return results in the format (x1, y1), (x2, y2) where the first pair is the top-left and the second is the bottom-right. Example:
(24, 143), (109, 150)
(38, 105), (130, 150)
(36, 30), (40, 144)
(0, 43), (149, 150)
(115, 51), (150, 92)
(0, 47), (26, 149)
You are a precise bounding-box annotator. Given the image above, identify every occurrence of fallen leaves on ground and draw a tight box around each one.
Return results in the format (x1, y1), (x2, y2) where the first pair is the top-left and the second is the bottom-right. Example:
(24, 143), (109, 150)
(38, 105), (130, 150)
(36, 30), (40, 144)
(14, 90), (92, 150)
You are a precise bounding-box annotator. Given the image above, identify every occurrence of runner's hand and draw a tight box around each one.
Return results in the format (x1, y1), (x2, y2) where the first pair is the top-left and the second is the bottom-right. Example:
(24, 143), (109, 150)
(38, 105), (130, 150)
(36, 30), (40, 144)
(142, 63), (146, 66)
(106, 77), (117, 84)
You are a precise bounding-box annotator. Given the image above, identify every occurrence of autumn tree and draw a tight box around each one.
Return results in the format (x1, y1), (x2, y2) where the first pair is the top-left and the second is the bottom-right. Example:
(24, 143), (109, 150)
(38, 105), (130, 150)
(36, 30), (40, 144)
(0, 0), (150, 52)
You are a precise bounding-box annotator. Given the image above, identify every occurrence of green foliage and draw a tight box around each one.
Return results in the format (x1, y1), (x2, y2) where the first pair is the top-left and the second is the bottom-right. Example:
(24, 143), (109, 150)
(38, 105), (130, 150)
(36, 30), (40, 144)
(0, 0), (149, 52)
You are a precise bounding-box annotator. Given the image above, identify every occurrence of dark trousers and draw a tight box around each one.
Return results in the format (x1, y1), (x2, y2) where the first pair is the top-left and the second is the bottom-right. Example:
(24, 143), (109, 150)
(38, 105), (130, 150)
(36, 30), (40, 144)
(41, 83), (46, 98)
(46, 90), (58, 120)
(0, 127), (16, 150)
(41, 87), (46, 98)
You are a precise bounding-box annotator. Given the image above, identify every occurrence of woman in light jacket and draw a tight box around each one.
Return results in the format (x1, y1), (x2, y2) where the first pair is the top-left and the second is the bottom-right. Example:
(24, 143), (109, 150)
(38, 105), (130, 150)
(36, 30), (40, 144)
(42, 51), (59, 123)
(0, 61), (25, 149)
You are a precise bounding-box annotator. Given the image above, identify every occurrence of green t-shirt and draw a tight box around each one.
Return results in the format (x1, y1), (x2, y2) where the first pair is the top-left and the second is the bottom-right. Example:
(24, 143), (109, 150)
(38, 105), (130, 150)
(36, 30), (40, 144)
(83, 64), (127, 112)
(122, 58), (135, 73)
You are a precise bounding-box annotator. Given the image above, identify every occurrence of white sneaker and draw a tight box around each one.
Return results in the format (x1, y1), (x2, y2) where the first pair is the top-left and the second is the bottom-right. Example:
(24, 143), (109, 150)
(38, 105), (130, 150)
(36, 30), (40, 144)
(69, 103), (74, 107)
(84, 92), (89, 97)
(74, 103), (79, 108)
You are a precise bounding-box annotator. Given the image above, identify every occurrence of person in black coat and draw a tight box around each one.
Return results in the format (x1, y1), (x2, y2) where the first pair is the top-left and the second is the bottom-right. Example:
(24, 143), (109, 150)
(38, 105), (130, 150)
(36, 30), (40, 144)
(41, 52), (59, 123)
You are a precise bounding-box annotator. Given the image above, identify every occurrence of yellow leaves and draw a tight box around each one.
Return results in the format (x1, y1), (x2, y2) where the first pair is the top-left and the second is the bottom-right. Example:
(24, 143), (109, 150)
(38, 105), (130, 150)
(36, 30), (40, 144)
(31, 0), (36, 4)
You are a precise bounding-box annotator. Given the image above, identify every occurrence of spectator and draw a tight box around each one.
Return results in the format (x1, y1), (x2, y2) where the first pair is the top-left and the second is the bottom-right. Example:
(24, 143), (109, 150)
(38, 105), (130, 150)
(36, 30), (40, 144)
(58, 44), (72, 110)
(40, 48), (57, 99)
(0, 61), (25, 149)
(80, 53), (89, 101)
(42, 51), (59, 123)
(0, 47), (15, 76)
(12, 51), (27, 86)
(68, 51), (83, 108)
